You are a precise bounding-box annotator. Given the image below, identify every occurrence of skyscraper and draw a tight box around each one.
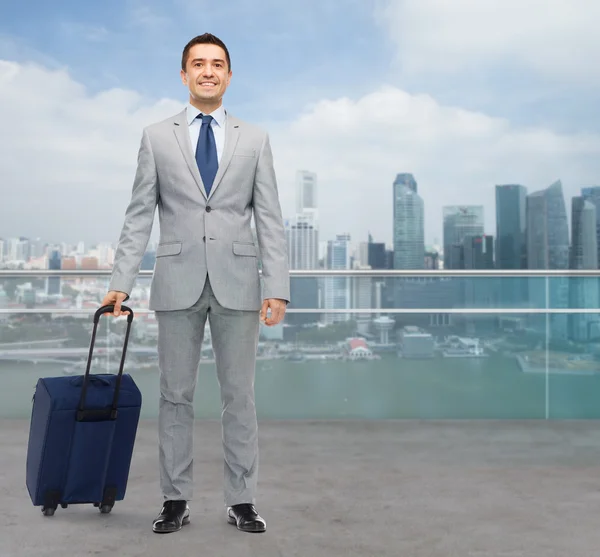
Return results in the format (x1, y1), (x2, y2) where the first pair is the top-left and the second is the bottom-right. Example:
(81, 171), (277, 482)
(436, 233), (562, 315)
(443, 206), (484, 269)
(47, 248), (62, 296)
(462, 235), (496, 331)
(581, 186), (600, 268)
(296, 170), (318, 219)
(287, 172), (320, 325)
(286, 214), (319, 270)
(496, 185), (527, 269)
(463, 235), (494, 270)
(496, 184), (528, 307)
(571, 198), (597, 270)
(324, 234), (351, 324)
(526, 180), (570, 338)
(526, 181), (569, 271)
(570, 197), (599, 340)
(393, 173), (424, 269)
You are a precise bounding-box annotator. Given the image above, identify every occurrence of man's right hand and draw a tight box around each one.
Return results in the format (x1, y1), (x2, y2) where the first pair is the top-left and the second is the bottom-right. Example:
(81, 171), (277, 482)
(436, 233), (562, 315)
(101, 291), (130, 317)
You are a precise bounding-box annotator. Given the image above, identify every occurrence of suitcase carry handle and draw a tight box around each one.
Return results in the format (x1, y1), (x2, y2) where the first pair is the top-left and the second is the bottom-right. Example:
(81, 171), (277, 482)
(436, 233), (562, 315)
(77, 304), (134, 421)
(70, 376), (111, 387)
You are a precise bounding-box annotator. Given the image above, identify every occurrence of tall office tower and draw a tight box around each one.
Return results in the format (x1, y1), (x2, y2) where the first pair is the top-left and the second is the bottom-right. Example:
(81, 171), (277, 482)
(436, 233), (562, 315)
(571, 198), (597, 270)
(581, 186), (600, 268)
(393, 173), (425, 269)
(443, 206), (484, 269)
(47, 248), (62, 296)
(496, 184), (528, 307)
(323, 234), (351, 325)
(461, 235), (496, 333)
(526, 180), (570, 338)
(463, 235), (494, 270)
(351, 261), (373, 334)
(570, 197), (599, 341)
(367, 234), (392, 310)
(527, 181), (569, 270)
(354, 242), (370, 267)
(496, 185), (527, 269)
(367, 233), (387, 270)
(296, 170), (318, 220)
(286, 214), (319, 270)
(285, 214), (319, 325)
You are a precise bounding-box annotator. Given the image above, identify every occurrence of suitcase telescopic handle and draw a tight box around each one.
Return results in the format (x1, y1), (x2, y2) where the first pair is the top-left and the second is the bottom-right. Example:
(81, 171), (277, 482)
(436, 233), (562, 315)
(77, 304), (135, 421)
(94, 304), (134, 323)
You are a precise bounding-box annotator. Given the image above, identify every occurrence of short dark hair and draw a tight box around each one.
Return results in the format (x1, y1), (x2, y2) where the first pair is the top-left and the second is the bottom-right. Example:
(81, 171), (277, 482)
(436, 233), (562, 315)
(181, 33), (231, 72)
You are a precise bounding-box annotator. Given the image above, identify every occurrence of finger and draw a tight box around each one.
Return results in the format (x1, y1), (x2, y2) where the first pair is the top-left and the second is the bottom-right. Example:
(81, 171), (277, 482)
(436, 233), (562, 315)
(259, 301), (269, 322)
(267, 306), (283, 326)
(113, 302), (121, 316)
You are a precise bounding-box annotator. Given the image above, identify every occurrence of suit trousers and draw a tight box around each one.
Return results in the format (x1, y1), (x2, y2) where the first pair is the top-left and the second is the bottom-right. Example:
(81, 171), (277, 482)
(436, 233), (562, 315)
(154, 277), (260, 506)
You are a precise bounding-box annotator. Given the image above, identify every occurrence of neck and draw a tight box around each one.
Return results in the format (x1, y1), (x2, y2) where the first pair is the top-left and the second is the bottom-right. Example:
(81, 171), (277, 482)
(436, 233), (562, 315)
(189, 97), (222, 114)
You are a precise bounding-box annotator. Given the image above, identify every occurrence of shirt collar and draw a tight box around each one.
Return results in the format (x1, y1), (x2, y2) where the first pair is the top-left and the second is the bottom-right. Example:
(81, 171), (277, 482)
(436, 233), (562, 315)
(186, 103), (226, 128)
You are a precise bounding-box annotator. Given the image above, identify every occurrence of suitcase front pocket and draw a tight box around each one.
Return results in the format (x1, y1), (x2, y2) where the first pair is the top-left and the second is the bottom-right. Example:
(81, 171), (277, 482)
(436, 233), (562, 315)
(62, 419), (116, 503)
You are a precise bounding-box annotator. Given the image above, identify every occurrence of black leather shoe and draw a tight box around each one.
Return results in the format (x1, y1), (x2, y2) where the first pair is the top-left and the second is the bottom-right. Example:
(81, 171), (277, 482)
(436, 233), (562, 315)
(227, 503), (266, 533)
(152, 500), (190, 534)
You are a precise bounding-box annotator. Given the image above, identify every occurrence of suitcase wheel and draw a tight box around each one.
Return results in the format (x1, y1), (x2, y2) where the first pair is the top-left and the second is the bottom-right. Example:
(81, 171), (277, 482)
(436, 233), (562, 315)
(99, 504), (113, 514)
(61, 503), (68, 509)
(42, 507), (56, 517)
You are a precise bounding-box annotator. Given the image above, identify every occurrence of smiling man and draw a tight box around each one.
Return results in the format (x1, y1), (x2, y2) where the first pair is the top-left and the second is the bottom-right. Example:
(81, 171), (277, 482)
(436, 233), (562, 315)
(102, 33), (290, 534)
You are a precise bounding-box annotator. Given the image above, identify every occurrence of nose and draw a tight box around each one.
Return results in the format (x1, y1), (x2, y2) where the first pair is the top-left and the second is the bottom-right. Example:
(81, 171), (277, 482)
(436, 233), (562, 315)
(202, 65), (214, 77)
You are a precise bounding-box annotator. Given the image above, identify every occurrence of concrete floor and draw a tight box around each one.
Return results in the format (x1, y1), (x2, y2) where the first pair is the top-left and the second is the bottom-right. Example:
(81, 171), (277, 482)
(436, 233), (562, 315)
(2, 419), (600, 557)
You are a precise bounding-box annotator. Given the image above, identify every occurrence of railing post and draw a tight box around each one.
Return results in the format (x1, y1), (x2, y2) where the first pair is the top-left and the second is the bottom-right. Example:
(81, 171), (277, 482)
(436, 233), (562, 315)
(545, 275), (550, 420)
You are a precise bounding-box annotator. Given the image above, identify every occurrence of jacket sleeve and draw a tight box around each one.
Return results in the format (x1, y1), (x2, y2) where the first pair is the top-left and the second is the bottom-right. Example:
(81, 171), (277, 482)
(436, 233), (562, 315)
(252, 132), (290, 303)
(108, 128), (159, 300)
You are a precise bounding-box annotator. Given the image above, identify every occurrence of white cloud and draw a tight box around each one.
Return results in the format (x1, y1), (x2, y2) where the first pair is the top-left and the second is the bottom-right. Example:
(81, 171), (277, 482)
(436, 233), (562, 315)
(0, 61), (181, 187)
(270, 86), (600, 246)
(1, 60), (599, 250)
(379, 0), (600, 84)
(0, 60), (183, 243)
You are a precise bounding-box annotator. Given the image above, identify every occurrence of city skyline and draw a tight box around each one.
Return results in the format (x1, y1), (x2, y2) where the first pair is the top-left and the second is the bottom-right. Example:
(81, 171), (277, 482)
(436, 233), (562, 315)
(2, 175), (598, 268)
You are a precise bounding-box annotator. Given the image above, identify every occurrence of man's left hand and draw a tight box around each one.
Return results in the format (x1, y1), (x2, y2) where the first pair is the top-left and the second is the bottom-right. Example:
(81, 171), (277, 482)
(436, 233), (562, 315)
(260, 298), (287, 326)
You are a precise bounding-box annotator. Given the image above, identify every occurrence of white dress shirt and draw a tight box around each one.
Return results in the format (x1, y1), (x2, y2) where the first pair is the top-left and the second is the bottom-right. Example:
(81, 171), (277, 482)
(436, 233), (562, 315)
(186, 103), (226, 164)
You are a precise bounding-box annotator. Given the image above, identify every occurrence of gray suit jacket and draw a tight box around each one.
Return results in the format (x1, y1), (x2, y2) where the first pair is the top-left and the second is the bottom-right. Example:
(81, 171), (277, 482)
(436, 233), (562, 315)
(108, 108), (290, 312)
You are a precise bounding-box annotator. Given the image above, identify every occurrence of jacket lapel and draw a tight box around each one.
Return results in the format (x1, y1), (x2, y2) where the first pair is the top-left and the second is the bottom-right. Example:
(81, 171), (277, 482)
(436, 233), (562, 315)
(207, 112), (240, 201)
(172, 109), (207, 199)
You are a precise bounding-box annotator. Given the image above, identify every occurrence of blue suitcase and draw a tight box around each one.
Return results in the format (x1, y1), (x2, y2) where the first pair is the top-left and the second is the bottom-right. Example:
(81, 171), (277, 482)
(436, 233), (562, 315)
(26, 304), (142, 516)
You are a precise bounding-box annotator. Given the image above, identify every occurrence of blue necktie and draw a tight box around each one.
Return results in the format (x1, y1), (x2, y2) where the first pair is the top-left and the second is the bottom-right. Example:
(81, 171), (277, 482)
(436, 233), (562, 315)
(195, 114), (218, 195)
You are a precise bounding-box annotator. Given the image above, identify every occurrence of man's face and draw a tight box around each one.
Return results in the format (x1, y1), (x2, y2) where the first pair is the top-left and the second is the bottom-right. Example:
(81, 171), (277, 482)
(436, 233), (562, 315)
(181, 43), (232, 106)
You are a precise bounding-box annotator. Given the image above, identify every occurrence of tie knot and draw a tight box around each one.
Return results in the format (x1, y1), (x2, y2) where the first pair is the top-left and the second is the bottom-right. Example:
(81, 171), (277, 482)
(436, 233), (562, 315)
(199, 114), (213, 125)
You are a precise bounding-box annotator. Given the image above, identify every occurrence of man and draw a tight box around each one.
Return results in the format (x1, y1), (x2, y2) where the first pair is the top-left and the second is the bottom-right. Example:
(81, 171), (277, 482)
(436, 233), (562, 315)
(102, 33), (290, 535)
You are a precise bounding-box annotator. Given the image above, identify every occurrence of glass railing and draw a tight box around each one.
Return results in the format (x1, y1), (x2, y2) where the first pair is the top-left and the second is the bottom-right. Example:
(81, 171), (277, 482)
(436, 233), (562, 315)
(1, 269), (599, 420)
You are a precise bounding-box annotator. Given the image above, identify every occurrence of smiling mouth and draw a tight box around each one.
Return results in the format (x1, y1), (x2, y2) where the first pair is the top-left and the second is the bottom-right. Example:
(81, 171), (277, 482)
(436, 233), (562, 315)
(200, 83), (216, 87)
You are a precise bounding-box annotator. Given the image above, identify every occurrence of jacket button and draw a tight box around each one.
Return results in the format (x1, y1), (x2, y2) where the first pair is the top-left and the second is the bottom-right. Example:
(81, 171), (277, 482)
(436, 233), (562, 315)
(203, 236), (206, 242)
(206, 206), (212, 212)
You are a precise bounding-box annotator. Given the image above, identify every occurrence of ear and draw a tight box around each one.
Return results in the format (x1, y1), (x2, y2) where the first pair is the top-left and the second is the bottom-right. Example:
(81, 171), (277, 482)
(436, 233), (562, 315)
(180, 68), (188, 86)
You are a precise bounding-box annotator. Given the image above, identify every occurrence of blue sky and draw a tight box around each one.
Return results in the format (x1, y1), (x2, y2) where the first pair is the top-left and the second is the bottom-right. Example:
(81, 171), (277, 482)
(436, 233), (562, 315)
(2, 0), (596, 130)
(0, 0), (392, 122)
(0, 0), (599, 246)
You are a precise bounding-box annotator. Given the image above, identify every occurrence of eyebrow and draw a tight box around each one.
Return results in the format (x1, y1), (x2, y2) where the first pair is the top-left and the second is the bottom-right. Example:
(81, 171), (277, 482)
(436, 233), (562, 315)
(190, 58), (226, 64)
